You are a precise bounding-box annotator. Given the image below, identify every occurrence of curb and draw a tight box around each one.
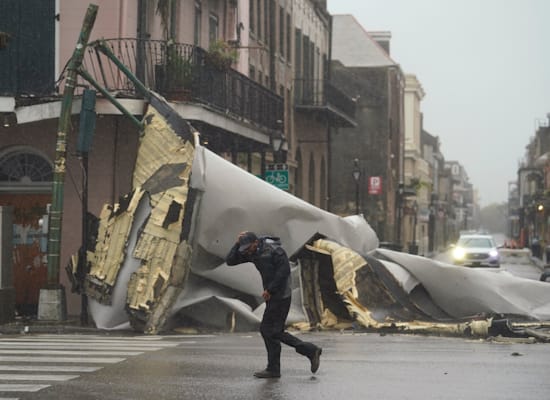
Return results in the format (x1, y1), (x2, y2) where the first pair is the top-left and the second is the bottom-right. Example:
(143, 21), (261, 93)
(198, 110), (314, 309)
(0, 318), (106, 335)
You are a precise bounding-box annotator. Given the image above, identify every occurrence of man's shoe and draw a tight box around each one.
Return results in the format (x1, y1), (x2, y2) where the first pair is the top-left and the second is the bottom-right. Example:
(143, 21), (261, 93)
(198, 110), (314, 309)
(309, 347), (322, 373)
(253, 369), (281, 379)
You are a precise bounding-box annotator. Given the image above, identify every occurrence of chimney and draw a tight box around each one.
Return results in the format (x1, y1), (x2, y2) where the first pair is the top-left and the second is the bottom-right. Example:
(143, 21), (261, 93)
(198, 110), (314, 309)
(311, 0), (327, 8)
(368, 31), (391, 55)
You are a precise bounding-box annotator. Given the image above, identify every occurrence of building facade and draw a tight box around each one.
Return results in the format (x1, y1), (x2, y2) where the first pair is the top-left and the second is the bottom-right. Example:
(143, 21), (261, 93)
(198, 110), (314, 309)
(0, 0), (358, 317)
(329, 16), (404, 243)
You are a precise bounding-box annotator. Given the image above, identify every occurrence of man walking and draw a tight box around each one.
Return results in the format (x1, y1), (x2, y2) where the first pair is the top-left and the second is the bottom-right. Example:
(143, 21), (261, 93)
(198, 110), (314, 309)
(226, 231), (322, 378)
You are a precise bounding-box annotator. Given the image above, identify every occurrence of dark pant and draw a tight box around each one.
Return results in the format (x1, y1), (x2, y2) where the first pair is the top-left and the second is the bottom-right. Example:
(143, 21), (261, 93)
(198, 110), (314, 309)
(260, 296), (318, 373)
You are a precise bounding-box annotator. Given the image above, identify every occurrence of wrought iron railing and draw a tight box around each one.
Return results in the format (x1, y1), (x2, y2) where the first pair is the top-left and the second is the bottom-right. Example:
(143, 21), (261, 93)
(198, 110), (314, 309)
(293, 78), (356, 120)
(81, 38), (283, 131)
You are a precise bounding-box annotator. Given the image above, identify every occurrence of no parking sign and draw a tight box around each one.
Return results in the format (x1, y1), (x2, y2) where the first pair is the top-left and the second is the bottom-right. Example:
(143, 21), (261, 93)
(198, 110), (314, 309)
(368, 176), (382, 195)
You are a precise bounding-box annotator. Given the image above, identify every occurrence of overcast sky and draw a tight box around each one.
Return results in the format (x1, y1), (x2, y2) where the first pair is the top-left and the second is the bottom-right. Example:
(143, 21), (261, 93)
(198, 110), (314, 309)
(327, 0), (550, 207)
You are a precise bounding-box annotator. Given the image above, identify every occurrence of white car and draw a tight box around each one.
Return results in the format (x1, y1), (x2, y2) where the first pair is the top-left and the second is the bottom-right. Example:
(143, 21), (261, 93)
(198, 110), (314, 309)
(451, 234), (500, 268)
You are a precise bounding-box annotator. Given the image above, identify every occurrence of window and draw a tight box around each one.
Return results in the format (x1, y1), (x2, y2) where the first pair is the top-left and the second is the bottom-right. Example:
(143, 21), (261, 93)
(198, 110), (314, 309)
(295, 29), (302, 77)
(169, 0), (177, 39)
(249, 65), (256, 81)
(308, 154), (315, 203)
(194, 1), (202, 46)
(286, 88), (291, 143)
(249, 0), (254, 33)
(295, 149), (302, 198)
(209, 12), (219, 45)
(0, 148), (53, 193)
(286, 14), (292, 62)
(279, 6), (284, 57)
(263, 0), (269, 44)
(257, 0), (262, 40)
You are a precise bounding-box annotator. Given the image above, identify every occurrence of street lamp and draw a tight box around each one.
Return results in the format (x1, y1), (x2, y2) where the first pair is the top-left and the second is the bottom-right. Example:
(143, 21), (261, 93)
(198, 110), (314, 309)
(428, 193), (437, 253)
(271, 133), (286, 163)
(352, 158), (360, 215)
(409, 200), (419, 255)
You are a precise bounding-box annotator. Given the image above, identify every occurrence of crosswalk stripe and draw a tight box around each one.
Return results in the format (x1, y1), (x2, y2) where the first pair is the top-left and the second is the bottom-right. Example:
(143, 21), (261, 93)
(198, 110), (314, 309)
(0, 356), (125, 363)
(0, 365), (100, 372)
(0, 334), (200, 396)
(0, 344), (161, 351)
(0, 384), (50, 392)
(0, 339), (181, 347)
(16, 334), (174, 341)
(0, 374), (79, 381)
(0, 350), (142, 356)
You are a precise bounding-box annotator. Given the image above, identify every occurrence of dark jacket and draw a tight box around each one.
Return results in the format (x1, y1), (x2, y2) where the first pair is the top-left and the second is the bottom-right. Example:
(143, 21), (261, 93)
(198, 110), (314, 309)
(226, 239), (292, 300)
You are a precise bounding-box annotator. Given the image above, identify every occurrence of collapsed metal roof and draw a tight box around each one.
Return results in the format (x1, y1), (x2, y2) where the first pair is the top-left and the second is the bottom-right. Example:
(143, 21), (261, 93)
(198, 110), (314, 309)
(68, 94), (550, 342)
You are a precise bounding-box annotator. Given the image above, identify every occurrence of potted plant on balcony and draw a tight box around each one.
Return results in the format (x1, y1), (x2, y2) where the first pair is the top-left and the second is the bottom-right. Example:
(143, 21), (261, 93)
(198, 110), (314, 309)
(156, 43), (194, 101)
(204, 39), (238, 71)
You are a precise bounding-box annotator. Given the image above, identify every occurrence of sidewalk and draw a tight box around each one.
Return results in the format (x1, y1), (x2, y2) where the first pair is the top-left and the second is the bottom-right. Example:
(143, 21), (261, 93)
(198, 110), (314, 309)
(0, 316), (106, 335)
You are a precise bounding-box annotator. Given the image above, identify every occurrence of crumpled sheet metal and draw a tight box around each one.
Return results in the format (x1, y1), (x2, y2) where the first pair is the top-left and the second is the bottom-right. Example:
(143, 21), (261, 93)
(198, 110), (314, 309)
(85, 188), (145, 304)
(83, 92), (550, 338)
(86, 99), (196, 333)
(373, 248), (550, 321)
(305, 239), (550, 338)
(189, 144), (379, 260)
(161, 144), (380, 330)
(88, 194), (151, 330)
(85, 94), (380, 333)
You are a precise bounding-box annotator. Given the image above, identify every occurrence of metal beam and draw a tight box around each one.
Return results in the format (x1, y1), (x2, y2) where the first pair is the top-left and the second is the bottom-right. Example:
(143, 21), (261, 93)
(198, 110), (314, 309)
(77, 68), (143, 129)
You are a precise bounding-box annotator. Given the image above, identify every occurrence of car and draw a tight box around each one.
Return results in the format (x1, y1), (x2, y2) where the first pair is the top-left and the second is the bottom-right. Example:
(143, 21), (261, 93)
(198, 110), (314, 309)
(451, 234), (500, 268)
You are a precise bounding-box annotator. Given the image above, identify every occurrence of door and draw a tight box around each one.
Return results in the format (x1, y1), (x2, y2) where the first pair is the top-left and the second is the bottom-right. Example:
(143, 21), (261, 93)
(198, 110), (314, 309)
(0, 194), (50, 315)
(0, 147), (52, 316)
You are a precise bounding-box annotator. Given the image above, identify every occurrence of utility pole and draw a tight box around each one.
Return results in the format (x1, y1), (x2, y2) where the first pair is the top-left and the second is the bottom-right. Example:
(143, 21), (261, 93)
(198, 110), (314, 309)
(76, 88), (97, 326)
(38, 4), (99, 321)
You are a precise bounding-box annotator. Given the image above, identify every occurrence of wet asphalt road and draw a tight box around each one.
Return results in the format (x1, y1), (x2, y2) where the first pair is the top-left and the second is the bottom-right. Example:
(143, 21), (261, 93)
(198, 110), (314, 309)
(18, 331), (550, 400)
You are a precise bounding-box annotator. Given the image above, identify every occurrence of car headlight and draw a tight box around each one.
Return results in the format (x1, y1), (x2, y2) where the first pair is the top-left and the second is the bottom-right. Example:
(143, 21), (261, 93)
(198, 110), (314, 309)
(489, 249), (499, 258)
(453, 247), (466, 260)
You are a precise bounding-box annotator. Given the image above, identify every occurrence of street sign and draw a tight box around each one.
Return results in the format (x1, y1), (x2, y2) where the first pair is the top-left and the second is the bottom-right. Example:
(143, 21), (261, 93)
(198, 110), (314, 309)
(265, 163), (289, 190)
(368, 176), (382, 195)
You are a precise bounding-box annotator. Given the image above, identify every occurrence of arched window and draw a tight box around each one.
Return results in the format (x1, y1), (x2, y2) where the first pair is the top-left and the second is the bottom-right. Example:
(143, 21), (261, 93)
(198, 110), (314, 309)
(308, 153), (315, 204)
(320, 157), (326, 210)
(0, 147), (53, 193)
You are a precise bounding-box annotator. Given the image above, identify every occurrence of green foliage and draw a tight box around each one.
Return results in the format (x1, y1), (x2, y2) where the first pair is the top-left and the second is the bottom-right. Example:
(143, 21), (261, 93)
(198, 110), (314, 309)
(205, 40), (238, 70)
(166, 45), (192, 88)
(156, 0), (172, 40)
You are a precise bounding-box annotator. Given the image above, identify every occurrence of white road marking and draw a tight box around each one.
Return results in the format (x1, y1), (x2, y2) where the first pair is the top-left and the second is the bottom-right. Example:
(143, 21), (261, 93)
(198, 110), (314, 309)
(1, 339), (180, 347)
(0, 384), (50, 392)
(0, 344), (161, 351)
(0, 365), (100, 372)
(0, 356), (125, 363)
(0, 333), (201, 396)
(0, 374), (79, 381)
(0, 350), (142, 356)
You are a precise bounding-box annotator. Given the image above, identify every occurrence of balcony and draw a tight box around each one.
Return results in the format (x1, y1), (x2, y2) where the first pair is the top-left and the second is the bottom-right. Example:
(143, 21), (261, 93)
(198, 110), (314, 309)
(81, 38), (283, 134)
(293, 78), (356, 128)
